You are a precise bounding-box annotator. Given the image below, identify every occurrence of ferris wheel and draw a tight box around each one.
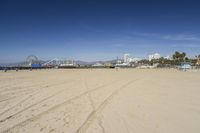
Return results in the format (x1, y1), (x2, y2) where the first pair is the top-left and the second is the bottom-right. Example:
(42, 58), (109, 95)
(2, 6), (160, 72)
(26, 55), (39, 66)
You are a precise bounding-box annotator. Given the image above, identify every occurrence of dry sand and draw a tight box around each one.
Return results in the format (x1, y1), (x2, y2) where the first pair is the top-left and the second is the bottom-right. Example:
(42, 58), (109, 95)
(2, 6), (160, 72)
(0, 69), (200, 133)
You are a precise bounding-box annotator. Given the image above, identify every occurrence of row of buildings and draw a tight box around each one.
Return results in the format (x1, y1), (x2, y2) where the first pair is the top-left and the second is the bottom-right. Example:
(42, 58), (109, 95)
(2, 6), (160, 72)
(148, 53), (170, 61)
(6, 53), (171, 68)
(124, 53), (170, 63)
(92, 53), (169, 67)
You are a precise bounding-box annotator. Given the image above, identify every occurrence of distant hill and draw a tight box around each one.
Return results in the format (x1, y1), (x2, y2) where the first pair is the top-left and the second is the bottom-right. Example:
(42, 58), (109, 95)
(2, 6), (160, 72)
(76, 59), (122, 65)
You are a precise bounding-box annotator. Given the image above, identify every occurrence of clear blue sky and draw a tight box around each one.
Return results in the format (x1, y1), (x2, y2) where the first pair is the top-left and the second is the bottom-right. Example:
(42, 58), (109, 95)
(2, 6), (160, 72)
(1, 0), (200, 63)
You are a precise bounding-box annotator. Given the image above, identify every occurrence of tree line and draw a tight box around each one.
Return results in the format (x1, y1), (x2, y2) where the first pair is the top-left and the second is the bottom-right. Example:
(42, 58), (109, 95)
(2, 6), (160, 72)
(138, 51), (200, 66)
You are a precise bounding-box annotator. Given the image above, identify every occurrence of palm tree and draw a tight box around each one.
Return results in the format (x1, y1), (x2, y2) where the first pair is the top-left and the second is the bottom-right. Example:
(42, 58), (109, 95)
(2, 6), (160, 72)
(195, 54), (200, 60)
(172, 54), (176, 60)
(172, 51), (187, 65)
(182, 52), (186, 61)
(173, 51), (178, 60)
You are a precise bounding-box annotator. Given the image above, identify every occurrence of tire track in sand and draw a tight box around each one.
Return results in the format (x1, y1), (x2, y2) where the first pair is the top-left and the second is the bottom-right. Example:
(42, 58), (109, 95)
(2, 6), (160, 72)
(0, 80), (75, 122)
(75, 78), (140, 133)
(0, 79), (71, 95)
(1, 79), (119, 133)
(0, 97), (16, 103)
(0, 80), (69, 105)
(0, 80), (74, 117)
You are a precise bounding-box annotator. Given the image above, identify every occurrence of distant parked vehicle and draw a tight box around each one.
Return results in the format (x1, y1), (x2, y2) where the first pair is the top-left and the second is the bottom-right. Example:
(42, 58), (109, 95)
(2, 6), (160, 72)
(179, 62), (192, 70)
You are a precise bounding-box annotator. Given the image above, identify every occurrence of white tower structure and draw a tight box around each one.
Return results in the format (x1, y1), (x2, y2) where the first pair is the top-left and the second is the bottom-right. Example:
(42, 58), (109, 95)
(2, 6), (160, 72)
(124, 53), (130, 63)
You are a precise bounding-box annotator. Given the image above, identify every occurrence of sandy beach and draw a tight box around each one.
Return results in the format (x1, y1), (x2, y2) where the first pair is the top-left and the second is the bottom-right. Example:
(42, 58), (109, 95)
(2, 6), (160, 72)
(0, 69), (200, 133)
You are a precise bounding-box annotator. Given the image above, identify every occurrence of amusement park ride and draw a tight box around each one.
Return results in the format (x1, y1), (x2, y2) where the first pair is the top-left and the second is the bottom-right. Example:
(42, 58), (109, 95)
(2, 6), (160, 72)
(26, 55), (76, 68)
(26, 55), (41, 68)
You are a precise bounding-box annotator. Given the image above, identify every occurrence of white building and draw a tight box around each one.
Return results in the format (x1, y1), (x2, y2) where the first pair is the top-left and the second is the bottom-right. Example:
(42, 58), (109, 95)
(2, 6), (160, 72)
(123, 53), (141, 63)
(124, 54), (130, 63)
(59, 59), (76, 66)
(92, 62), (103, 67)
(128, 57), (141, 63)
(148, 53), (161, 61)
(117, 60), (122, 64)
